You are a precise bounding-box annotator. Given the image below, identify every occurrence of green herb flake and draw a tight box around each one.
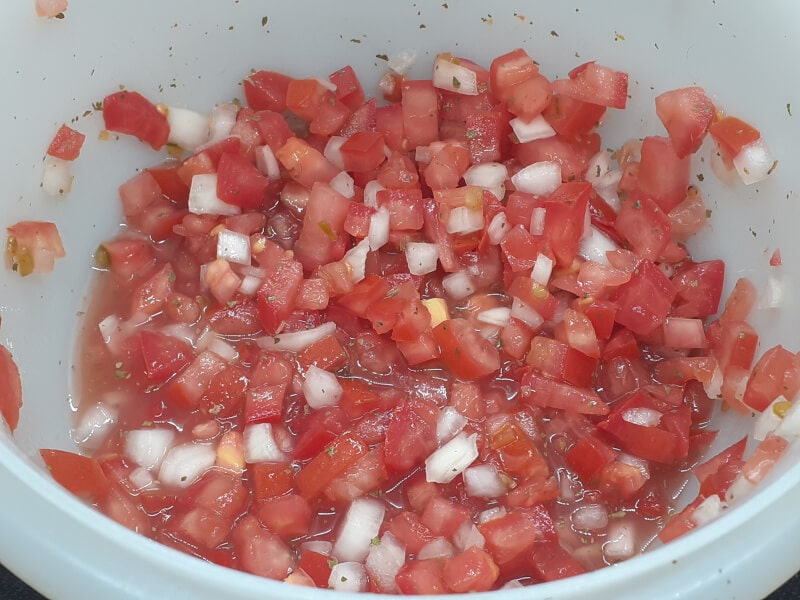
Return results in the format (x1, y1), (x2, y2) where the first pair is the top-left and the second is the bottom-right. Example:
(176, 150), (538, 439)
(325, 446), (336, 456)
(370, 536), (381, 546)
(452, 76), (461, 89)
(261, 16), (269, 27)
(376, 54), (389, 61)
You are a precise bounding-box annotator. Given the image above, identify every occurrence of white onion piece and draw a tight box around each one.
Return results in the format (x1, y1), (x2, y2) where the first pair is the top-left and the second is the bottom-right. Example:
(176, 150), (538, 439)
(758, 275), (785, 310)
(323, 136), (347, 170)
(690, 494), (727, 527)
(617, 453), (651, 481)
(72, 402), (118, 450)
(432, 55), (479, 95)
(442, 270), (476, 300)
(511, 161), (562, 196)
(405, 242), (439, 276)
(436, 406), (468, 445)
(333, 498), (386, 562)
(216, 228), (251, 265)
(510, 297), (544, 330)
(166, 106), (209, 151)
(775, 400), (800, 440)
(254, 145), (281, 180)
(502, 579), (525, 590)
(446, 206), (484, 235)
(207, 102), (239, 144)
(368, 206), (391, 250)
(733, 138), (776, 185)
(414, 145), (433, 164)
(388, 50), (417, 75)
(159, 443), (216, 488)
(585, 150), (614, 183)
(725, 474), (755, 504)
(477, 506), (507, 524)
(125, 428), (176, 471)
(255, 322), (336, 352)
(128, 467), (156, 492)
(452, 519), (486, 552)
(510, 114), (556, 143)
(160, 323), (197, 346)
(330, 171), (355, 199)
(328, 562), (367, 592)
(531, 253), (554, 286)
(314, 76), (337, 92)
(710, 149), (741, 187)
(463, 463), (508, 498)
(530, 207), (547, 236)
(464, 162), (507, 201)
(363, 180), (385, 208)
(425, 432), (479, 484)
(303, 365), (343, 410)
(417, 537), (456, 560)
(189, 174), (241, 216)
(571, 504), (609, 531)
(302, 540), (333, 556)
(603, 521), (635, 562)
(343, 238), (370, 283)
(703, 365), (724, 400)
(41, 156), (73, 196)
(579, 225), (619, 266)
(596, 170), (623, 211)
(196, 328), (238, 362)
(486, 212), (510, 245)
(243, 423), (289, 463)
(238, 274), (262, 296)
(621, 407), (663, 428)
(365, 532), (405, 594)
(477, 307), (511, 328)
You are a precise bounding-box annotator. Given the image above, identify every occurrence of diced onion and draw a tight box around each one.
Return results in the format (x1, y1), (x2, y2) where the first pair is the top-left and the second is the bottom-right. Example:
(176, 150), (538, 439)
(703, 364), (724, 400)
(41, 156), (73, 196)
(578, 225), (619, 266)
(477, 307), (511, 328)
(662, 318), (707, 349)
(255, 322), (337, 353)
(452, 519), (485, 552)
(758, 275), (785, 310)
(531, 253), (554, 286)
(510, 297), (544, 330)
(128, 467), (156, 492)
(242, 423), (289, 463)
(324, 136), (347, 170)
(368, 206), (391, 250)
(725, 473), (755, 504)
(388, 50), (417, 75)
(72, 401), (118, 451)
(603, 521), (635, 562)
(166, 106), (209, 151)
(216, 228), (251, 265)
(125, 428), (176, 471)
(302, 540), (333, 556)
(502, 579), (526, 590)
(446, 206), (484, 235)
(486, 212), (510, 245)
(510, 114), (556, 143)
(196, 328), (239, 362)
(617, 453), (651, 481)
(530, 207), (547, 236)
(442, 270), (476, 300)
(365, 532), (406, 595)
(436, 406), (468, 445)
(596, 170), (623, 211)
(733, 138), (776, 185)
(477, 506), (507, 524)
(405, 242), (439, 276)
(189, 174), (241, 216)
(158, 443), (216, 488)
(432, 55), (479, 95)
(775, 400), (800, 440)
(254, 145), (281, 180)
(238, 274), (262, 296)
(690, 494), (727, 527)
(363, 180), (385, 208)
(464, 162), (508, 201)
(511, 161), (562, 196)
(333, 498), (386, 562)
(417, 537), (456, 560)
(207, 102), (239, 144)
(463, 463), (508, 498)
(328, 562), (367, 592)
(302, 365), (343, 410)
(571, 504), (609, 531)
(425, 431), (479, 484)
(343, 238), (370, 283)
(330, 171), (355, 198)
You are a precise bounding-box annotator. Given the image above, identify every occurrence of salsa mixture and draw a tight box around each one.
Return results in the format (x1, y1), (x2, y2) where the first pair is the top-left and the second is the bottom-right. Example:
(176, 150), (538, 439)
(11, 48), (798, 593)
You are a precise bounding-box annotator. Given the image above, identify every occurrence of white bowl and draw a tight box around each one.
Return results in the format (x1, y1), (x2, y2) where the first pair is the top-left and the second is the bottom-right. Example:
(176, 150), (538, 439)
(1, 1), (799, 599)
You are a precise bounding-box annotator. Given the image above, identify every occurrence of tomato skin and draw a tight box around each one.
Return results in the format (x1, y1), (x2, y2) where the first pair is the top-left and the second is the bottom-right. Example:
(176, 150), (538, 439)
(566, 435), (617, 483)
(340, 131), (386, 172)
(655, 87), (715, 158)
(40, 449), (110, 502)
(298, 549), (333, 588)
(243, 70), (292, 112)
(102, 90), (170, 151)
(0, 345), (22, 432)
(147, 164), (190, 204)
(465, 108), (512, 164)
(47, 124), (86, 161)
(255, 493), (312, 539)
(432, 318), (501, 381)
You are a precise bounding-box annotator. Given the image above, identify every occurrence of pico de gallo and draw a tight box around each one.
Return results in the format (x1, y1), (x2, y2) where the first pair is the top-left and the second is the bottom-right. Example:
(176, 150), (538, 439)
(23, 48), (798, 593)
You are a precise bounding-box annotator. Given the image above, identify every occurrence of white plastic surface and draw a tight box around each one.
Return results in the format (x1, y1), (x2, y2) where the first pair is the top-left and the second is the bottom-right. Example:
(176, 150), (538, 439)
(1, 1), (800, 599)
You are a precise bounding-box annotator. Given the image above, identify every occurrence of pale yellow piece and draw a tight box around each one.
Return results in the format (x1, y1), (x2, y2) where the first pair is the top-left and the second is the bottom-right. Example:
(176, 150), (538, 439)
(422, 297), (450, 328)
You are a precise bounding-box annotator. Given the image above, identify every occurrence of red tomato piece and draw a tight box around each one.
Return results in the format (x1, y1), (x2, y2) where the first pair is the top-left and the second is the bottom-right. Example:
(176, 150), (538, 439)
(531, 541), (587, 582)
(383, 399), (439, 472)
(275, 137), (339, 190)
(635, 136), (691, 213)
(442, 546), (500, 593)
(298, 549), (333, 588)
(47, 124), (86, 161)
(395, 559), (447, 595)
(519, 369), (609, 415)
(0, 346), (22, 432)
(432, 318), (501, 381)
(243, 70), (292, 112)
(566, 435), (618, 483)
(293, 431), (368, 501)
(401, 80), (439, 148)
(166, 351), (227, 409)
(615, 195), (672, 262)
(216, 152), (269, 209)
(39, 449), (110, 502)
(6, 220), (66, 276)
(551, 61), (628, 109)
(340, 131), (386, 172)
(742, 345), (800, 412)
(255, 253), (304, 335)
(543, 93), (607, 137)
(293, 182), (352, 271)
(102, 90), (170, 151)
(612, 259), (676, 336)
(255, 493), (312, 539)
(708, 115), (761, 162)
(296, 334), (348, 372)
(655, 87), (715, 158)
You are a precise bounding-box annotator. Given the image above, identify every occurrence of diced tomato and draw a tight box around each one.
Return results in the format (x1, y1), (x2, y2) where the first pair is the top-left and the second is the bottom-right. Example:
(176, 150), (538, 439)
(147, 164), (190, 204)
(243, 70), (293, 112)
(250, 462), (293, 501)
(6, 220), (66, 277)
(612, 259), (676, 336)
(543, 93), (606, 137)
(741, 432), (788, 484)
(655, 87), (715, 158)
(401, 80), (439, 149)
(478, 510), (541, 567)
(166, 350), (227, 409)
(294, 431), (368, 501)
(47, 124), (86, 161)
(230, 514), (295, 579)
(275, 137), (339, 189)
(138, 330), (193, 383)
(635, 136), (691, 213)
(443, 546), (500, 593)
(216, 152), (269, 209)
(102, 90), (170, 151)
(531, 541), (586, 582)
(566, 435), (618, 483)
(340, 131), (386, 172)
(255, 253), (304, 335)
(298, 549), (333, 588)
(520, 368), (609, 415)
(377, 188), (424, 231)
(395, 559), (447, 595)
(39, 449), (110, 502)
(465, 109), (512, 165)
(207, 298), (262, 336)
(551, 61), (628, 109)
(255, 493), (312, 539)
(293, 182), (352, 270)
(742, 345), (800, 412)
(296, 334), (348, 372)
(615, 195), (672, 261)
(0, 346), (23, 433)
(432, 318), (501, 381)
(708, 115), (761, 162)
(383, 399), (439, 472)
